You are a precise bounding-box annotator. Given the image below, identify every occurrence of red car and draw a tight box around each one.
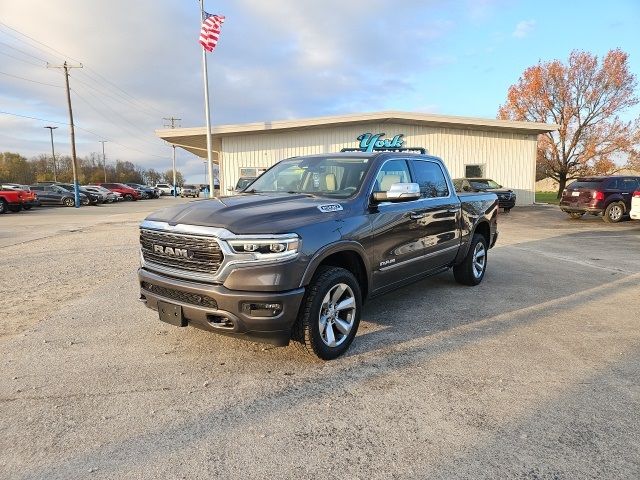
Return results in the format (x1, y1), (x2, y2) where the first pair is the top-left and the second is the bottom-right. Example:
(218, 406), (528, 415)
(0, 188), (25, 213)
(97, 183), (142, 201)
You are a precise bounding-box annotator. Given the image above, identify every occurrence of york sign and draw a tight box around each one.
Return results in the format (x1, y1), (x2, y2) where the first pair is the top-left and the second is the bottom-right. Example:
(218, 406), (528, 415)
(357, 133), (404, 152)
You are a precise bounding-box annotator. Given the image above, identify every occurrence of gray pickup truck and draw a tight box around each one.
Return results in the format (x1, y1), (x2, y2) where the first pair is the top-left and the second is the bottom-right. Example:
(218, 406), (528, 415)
(138, 152), (498, 359)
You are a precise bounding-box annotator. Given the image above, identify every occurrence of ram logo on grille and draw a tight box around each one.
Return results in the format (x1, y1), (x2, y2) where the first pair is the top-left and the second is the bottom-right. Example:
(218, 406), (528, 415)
(153, 244), (193, 258)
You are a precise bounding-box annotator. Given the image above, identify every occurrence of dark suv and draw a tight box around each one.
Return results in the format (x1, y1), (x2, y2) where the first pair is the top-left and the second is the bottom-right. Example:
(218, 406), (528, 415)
(453, 178), (516, 212)
(560, 176), (640, 222)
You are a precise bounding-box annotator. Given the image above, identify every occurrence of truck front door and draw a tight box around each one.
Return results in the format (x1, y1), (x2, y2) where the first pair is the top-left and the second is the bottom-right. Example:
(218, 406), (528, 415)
(370, 159), (433, 292)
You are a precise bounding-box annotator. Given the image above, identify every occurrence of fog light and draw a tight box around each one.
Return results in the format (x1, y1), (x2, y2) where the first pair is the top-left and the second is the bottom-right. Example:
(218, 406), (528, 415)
(241, 302), (283, 317)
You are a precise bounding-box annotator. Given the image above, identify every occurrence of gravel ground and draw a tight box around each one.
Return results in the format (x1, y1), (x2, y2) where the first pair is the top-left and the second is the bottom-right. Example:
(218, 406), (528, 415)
(1, 201), (639, 479)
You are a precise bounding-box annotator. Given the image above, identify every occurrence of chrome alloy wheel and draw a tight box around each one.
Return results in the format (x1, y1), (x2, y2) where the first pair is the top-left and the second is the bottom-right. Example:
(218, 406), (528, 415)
(472, 242), (486, 279)
(609, 204), (623, 221)
(319, 283), (356, 347)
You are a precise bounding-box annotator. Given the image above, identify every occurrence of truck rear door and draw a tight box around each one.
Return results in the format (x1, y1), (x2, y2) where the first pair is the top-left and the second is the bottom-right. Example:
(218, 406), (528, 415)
(406, 158), (460, 268)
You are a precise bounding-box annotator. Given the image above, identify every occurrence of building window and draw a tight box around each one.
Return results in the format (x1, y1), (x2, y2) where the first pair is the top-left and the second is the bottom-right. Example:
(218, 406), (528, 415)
(465, 164), (485, 178)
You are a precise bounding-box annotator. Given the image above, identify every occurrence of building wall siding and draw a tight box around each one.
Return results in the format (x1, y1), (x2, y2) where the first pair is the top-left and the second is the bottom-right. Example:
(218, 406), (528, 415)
(221, 123), (538, 204)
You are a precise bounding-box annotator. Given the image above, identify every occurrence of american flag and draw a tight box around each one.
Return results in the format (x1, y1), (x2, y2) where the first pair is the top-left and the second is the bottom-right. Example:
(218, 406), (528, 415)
(199, 12), (225, 52)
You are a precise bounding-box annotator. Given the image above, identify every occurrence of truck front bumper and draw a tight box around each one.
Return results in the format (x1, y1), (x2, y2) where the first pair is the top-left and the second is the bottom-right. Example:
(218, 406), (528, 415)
(138, 268), (305, 346)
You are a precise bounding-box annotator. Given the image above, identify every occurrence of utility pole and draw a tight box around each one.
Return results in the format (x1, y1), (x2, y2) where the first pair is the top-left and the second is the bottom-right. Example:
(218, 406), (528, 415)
(199, 0), (216, 196)
(163, 117), (181, 197)
(48, 61), (83, 207)
(44, 126), (58, 181)
(99, 140), (108, 182)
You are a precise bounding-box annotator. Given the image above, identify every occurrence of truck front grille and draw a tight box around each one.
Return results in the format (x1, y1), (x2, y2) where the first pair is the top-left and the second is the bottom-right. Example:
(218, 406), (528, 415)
(140, 229), (224, 275)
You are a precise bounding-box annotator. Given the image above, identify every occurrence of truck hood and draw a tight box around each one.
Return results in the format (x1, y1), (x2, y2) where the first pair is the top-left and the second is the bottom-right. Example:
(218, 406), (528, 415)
(145, 193), (350, 234)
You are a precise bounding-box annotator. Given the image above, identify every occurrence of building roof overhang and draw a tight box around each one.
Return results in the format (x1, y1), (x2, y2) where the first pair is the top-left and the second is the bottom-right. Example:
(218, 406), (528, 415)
(156, 111), (558, 159)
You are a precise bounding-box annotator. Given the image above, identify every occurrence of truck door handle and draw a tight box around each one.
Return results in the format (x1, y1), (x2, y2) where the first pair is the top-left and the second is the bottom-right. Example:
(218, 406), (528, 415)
(410, 212), (426, 220)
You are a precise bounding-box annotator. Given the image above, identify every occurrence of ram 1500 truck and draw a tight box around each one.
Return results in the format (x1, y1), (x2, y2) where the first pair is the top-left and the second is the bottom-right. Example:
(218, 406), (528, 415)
(138, 152), (498, 359)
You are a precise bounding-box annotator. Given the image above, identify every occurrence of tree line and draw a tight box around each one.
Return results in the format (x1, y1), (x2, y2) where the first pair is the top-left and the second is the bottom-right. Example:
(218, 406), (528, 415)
(0, 152), (184, 186)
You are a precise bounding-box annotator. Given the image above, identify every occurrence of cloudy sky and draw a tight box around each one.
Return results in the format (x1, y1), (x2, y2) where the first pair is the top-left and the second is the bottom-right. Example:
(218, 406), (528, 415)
(1, 0), (639, 182)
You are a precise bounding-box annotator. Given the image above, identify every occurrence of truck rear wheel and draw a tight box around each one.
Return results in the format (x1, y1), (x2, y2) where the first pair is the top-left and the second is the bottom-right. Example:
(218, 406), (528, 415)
(0, 199), (7, 214)
(293, 266), (362, 360)
(453, 233), (488, 286)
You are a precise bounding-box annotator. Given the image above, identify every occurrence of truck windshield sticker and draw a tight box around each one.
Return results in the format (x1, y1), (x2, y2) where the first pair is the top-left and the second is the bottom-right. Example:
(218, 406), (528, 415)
(317, 204), (343, 213)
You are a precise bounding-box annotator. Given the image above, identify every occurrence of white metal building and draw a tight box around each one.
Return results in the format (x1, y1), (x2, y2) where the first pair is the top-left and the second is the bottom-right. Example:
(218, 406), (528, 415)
(156, 111), (556, 205)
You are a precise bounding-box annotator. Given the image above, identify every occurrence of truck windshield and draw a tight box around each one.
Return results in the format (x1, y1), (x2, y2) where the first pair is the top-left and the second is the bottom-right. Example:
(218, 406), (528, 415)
(246, 156), (370, 198)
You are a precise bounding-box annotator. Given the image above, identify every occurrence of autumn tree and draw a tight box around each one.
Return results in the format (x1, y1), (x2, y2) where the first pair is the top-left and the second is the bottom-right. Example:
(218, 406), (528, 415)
(498, 49), (640, 197)
(162, 169), (184, 187)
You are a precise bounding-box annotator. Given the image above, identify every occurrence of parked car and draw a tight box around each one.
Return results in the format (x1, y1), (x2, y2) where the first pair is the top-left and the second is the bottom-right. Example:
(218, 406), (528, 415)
(125, 183), (158, 199)
(560, 176), (640, 222)
(98, 183), (142, 201)
(0, 187), (25, 213)
(30, 184), (88, 207)
(84, 185), (120, 203)
(630, 190), (640, 220)
(453, 178), (516, 212)
(55, 183), (103, 205)
(138, 151), (499, 360)
(1, 184), (39, 209)
(154, 183), (179, 196)
(180, 185), (199, 198)
(227, 176), (257, 194)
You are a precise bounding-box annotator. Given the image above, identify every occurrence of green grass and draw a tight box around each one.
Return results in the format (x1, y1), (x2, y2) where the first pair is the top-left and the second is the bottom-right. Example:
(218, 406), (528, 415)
(535, 191), (560, 204)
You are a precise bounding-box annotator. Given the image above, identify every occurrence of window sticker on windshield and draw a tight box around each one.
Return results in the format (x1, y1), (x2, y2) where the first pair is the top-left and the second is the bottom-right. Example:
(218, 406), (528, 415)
(312, 172), (320, 188)
(317, 204), (343, 213)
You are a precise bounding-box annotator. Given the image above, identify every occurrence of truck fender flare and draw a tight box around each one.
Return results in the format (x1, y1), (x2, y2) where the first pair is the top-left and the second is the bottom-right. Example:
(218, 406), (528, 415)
(454, 219), (491, 265)
(299, 241), (371, 288)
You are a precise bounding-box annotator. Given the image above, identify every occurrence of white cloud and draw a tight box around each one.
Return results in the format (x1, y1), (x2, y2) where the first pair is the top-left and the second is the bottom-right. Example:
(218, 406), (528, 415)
(512, 20), (536, 38)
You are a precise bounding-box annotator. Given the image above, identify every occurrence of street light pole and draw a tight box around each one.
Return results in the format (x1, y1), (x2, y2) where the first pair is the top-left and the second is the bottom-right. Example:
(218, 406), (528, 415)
(99, 140), (107, 182)
(44, 126), (58, 182)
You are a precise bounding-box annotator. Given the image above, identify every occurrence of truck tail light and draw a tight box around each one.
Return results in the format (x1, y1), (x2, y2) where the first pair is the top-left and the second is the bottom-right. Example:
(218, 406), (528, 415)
(633, 191), (640, 198)
(593, 191), (605, 201)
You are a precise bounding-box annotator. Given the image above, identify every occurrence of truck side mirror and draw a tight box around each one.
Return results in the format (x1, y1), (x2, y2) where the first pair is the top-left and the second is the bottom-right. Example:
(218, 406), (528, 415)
(372, 183), (421, 203)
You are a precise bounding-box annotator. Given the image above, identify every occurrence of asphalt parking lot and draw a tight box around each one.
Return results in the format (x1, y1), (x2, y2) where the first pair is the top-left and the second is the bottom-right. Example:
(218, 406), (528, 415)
(1, 200), (639, 479)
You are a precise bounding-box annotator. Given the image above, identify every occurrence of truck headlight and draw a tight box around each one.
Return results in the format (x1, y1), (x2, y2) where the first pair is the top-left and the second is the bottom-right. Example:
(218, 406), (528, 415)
(227, 236), (299, 259)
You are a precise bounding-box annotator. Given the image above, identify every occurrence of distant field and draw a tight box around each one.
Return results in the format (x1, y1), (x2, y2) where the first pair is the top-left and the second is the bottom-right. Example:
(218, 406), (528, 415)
(535, 191), (560, 204)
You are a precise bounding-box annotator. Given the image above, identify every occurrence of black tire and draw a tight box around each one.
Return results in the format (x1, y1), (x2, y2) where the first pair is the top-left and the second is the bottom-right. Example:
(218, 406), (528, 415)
(81, 198), (90, 206)
(8, 204), (23, 212)
(23, 205), (32, 210)
(124, 194), (133, 201)
(0, 199), (6, 214)
(453, 233), (488, 286)
(603, 202), (624, 223)
(292, 266), (362, 360)
(63, 197), (75, 207)
(568, 212), (584, 219)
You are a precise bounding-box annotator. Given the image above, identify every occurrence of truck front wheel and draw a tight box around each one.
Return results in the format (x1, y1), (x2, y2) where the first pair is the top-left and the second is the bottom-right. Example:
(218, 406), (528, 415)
(453, 233), (488, 286)
(293, 266), (362, 360)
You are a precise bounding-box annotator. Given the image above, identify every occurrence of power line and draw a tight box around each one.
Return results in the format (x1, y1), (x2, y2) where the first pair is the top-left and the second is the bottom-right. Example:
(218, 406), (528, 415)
(82, 67), (167, 116)
(0, 70), (62, 87)
(0, 22), (170, 119)
(70, 74), (160, 120)
(0, 21), (77, 63)
(0, 39), (49, 63)
(0, 110), (170, 160)
(0, 49), (44, 67)
(71, 87), (167, 148)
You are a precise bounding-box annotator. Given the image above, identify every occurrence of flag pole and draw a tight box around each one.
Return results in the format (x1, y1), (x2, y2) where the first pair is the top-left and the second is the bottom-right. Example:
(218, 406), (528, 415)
(199, 0), (215, 196)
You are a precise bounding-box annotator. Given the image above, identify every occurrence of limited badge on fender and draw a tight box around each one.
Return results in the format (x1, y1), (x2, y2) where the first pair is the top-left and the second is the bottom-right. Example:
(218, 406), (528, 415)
(317, 204), (343, 213)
